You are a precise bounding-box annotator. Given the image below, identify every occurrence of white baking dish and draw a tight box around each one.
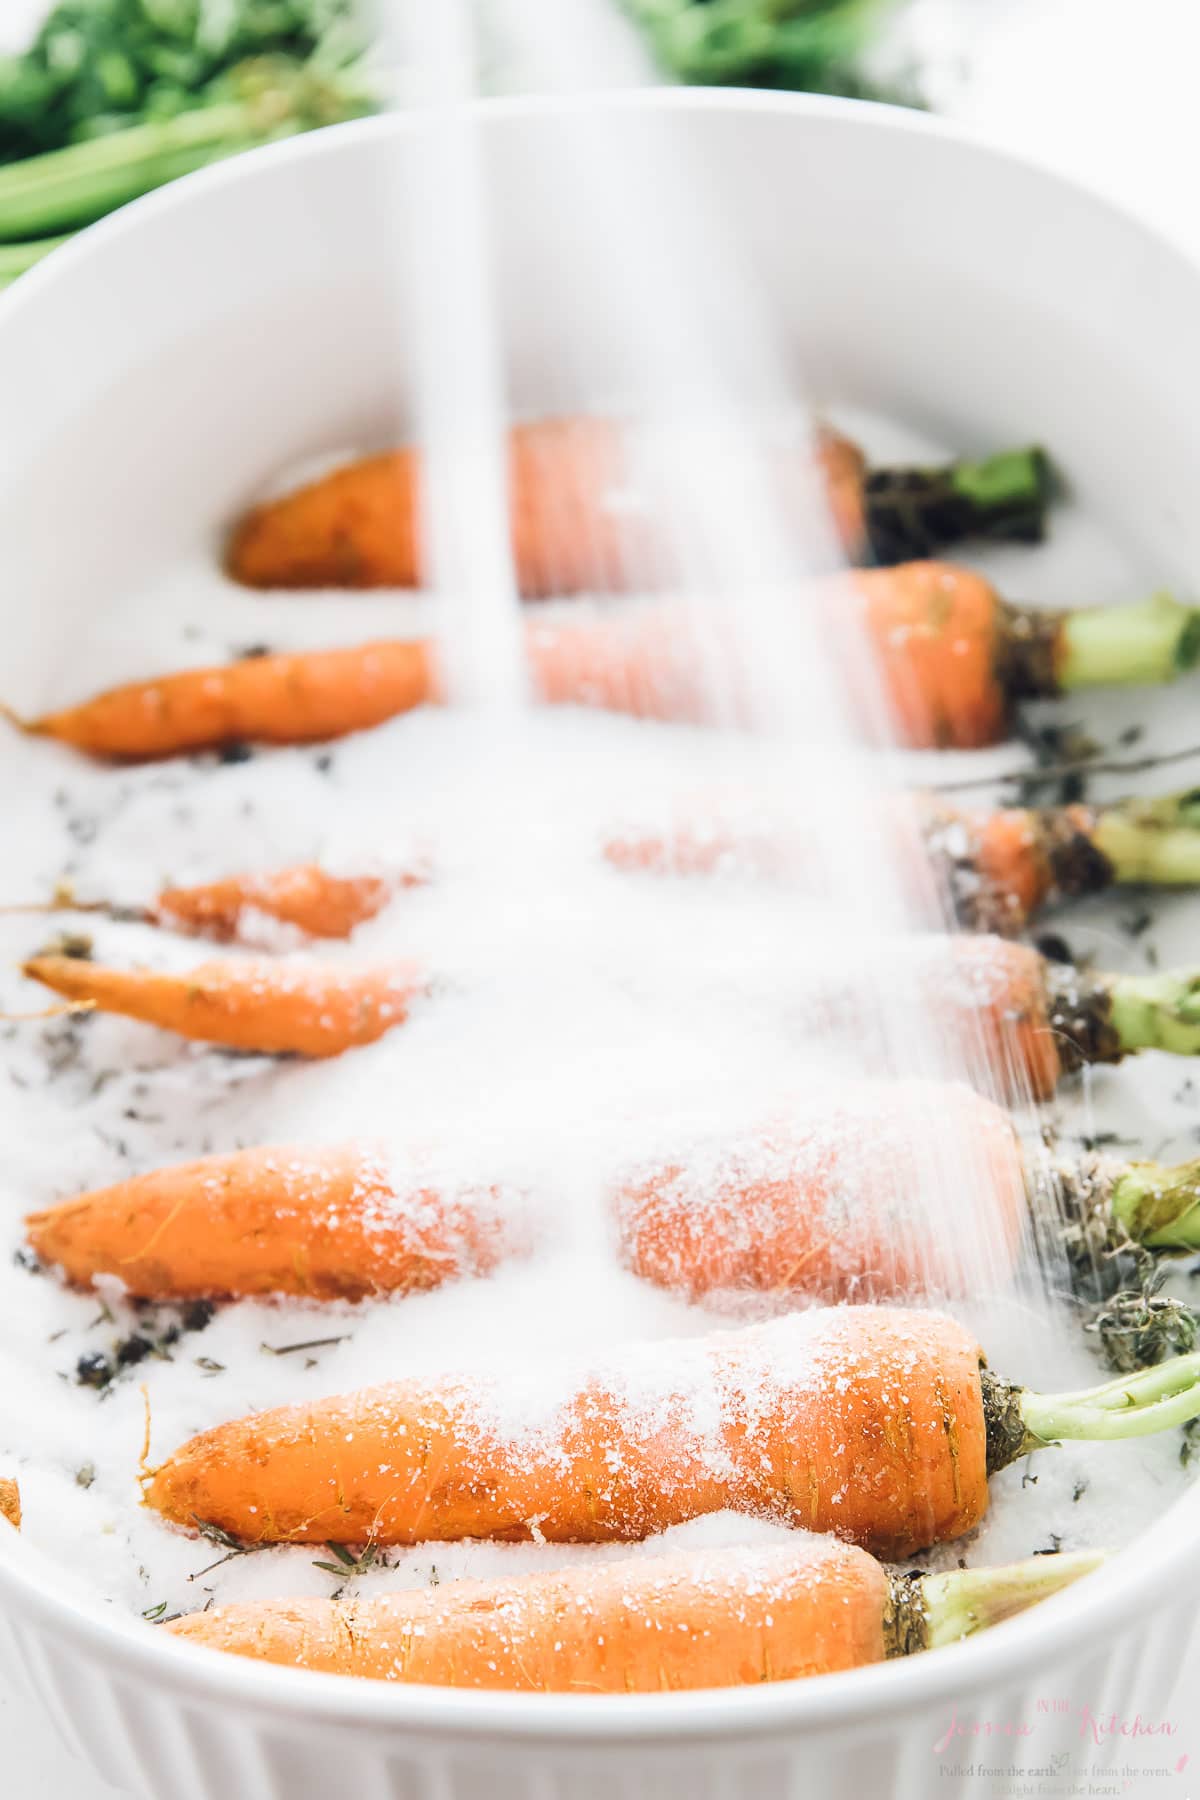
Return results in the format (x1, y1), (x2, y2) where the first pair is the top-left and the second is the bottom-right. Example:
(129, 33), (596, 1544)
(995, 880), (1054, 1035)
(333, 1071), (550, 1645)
(2, 91), (1200, 1800)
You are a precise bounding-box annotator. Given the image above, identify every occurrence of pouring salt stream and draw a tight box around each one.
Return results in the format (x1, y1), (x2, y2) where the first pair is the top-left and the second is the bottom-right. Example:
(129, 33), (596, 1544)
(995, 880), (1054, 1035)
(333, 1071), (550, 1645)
(0, 0), (1197, 1685)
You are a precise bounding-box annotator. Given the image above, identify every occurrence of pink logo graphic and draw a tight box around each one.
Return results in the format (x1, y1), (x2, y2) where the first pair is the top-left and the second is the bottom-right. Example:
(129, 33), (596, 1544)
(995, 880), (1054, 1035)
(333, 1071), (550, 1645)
(932, 1699), (1185, 1760)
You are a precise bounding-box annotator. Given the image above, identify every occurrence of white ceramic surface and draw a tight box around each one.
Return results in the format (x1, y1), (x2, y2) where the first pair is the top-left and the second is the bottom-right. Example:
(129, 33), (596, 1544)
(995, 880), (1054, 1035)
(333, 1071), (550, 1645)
(2, 92), (1200, 1800)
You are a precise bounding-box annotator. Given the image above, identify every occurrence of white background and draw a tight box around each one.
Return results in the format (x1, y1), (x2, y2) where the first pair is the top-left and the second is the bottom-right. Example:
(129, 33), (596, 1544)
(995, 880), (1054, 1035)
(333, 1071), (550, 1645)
(2, 0), (1200, 1793)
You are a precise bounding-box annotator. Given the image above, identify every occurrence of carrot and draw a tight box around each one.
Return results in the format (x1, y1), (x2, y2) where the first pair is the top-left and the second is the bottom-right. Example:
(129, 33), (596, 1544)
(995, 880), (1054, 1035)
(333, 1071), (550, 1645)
(662, 934), (1200, 1105)
(899, 935), (1200, 1104)
(615, 1081), (1027, 1304)
(164, 1539), (1102, 1688)
(604, 807), (801, 883)
(19, 935), (1196, 1086)
(225, 419), (1049, 590)
(911, 936), (1076, 1103)
(859, 567), (1200, 749)
(143, 1308), (989, 1557)
(143, 1306), (1200, 1559)
(5, 612), (721, 763)
(599, 796), (1062, 930)
(26, 1144), (522, 1301)
(817, 426), (869, 563)
(5, 605), (705, 760)
(229, 446), (422, 592)
(13, 640), (437, 760)
(608, 789), (1200, 934)
(20, 955), (422, 1057)
(34, 1085), (1200, 1312)
(617, 1080), (1200, 1308)
(850, 562), (1010, 748)
(924, 791), (1200, 929)
(152, 864), (416, 942)
(922, 797), (1103, 933)
(227, 421), (645, 596)
(17, 575), (1196, 763)
(4, 861), (430, 944)
(0, 796), (1070, 948)
(0, 1478), (19, 1530)
(525, 602), (721, 724)
(527, 575), (1200, 748)
(148, 790), (1200, 942)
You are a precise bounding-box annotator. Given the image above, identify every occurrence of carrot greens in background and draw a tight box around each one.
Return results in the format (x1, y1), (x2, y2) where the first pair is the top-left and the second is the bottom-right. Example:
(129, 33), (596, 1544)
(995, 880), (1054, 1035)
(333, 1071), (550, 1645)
(0, 0), (373, 281)
(619, 0), (915, 99)
(0, 1), (919, 287)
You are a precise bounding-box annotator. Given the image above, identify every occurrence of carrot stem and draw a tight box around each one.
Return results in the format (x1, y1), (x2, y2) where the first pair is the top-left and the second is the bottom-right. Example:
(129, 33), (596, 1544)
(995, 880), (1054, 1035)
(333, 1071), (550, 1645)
(863, 445), (1050, 562)
(1105, 968), (1200, 1058)
(1042, 960), (1200, 1073)
(1056, 1149), (1200, 1258)
(1057, 592), (1200, 691)
(1090, 789), (1200, 887)
(910, 1550), (1105, 1652)
(1017, 1352), (1200, 1447)
(948, 447), (1050, 518)
(1110, 1157), (1200, 1251)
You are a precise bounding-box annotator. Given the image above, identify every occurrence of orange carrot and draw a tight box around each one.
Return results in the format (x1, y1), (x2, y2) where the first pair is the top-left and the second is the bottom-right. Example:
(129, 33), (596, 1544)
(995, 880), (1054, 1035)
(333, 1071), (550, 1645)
(0, 794), (1085, 947)
(153, 864), (418, 942)
(144, 1307), (1200, 1560)
(853, 562), (1009, 748)
(501, 418), (652, 596)
(20, 935), (1190, 1087)
(20, 955), (422, 1057)
(6, 614), (717, 763)
(603, 813), (797, 883)
(26, 1144), (521, 1301)
(163, 1539), (1101, 1688)
(5, 605), (707, 761)
(527, 573), (1200, 748)
(27, 786), (1135, 951)
(918, 935), (1070, 1104)
(225, 419), (1048, 591)
(35, 1084), (1200, 1312)
(170, 1540), (890, 1686)
(226, 419), (792, 593)
(604, 792), (1141, 934)
(227, 420), (665, 596)
(144, 1307), (992, 1559)
(920, 798), (1100, 932)
(671, 934), (1200, 1105)
(16, 640), (438, 760)
(817, 426), (869, 563)
(528, 568), (1199, 751)
(0, 1479), (19, 1530)
(8, 862), (429, 943)
(615, 1082), (1026, 1305)
(614, 1075), (1200, 1305)
(525, 602), (721, 724)
(860, 567), (1200, 749)
(229, 446), (423, 591)
(16, 571), (1191, 762)
(924, 790), (1200, 932)
(878, 936), (1200, 1105)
